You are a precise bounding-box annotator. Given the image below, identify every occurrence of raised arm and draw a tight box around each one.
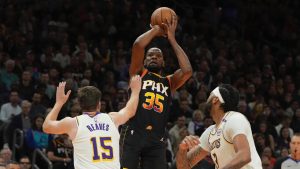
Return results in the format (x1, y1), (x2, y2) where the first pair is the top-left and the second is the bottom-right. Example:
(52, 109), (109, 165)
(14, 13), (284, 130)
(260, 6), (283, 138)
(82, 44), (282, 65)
(43, 82), (76, 136)
(129, 26), (164, 76)
(163, 16), (192, 91)
(176, 135), (208, 169)
(109, 75), (141, 127)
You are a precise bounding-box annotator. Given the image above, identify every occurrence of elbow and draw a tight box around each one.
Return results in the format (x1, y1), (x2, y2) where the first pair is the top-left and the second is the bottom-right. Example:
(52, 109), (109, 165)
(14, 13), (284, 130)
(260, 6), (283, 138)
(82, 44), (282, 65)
(42, 123), (50, 133)
(241, 152), (251, 165)
(183, 68), (193, 79)
(133, 39), (143, 49)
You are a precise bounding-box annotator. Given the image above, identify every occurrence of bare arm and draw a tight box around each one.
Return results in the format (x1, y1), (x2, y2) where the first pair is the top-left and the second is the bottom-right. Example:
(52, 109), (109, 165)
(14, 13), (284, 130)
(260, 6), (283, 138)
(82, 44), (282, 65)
(176, 135), (208, 169)
(221, 134), (251, 169)
(43, 82), (75, 135)
(164, 16), (192, 91)
(129, 26), (164, 76)
(109, 75), (141, 126)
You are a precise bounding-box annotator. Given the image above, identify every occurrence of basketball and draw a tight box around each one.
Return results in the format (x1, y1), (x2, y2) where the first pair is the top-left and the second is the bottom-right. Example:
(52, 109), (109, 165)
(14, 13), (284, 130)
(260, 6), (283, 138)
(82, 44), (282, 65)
(150, 7), (177, 27)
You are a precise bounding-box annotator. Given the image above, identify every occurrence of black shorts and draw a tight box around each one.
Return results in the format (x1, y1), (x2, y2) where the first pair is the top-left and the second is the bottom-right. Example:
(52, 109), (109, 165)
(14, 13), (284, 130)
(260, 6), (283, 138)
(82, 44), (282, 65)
(120, 125), (167, 169)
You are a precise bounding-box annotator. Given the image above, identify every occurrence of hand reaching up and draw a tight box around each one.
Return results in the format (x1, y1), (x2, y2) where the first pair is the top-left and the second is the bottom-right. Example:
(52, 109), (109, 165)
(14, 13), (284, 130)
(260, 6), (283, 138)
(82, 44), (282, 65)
(130, 75), (142, 94)
(56, 82), (71, 106)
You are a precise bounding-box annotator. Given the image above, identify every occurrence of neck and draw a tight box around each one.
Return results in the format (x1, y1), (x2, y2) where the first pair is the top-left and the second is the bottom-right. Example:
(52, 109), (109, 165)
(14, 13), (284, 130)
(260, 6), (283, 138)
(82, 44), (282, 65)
(212, 110), (225, 126)
(291, 153), (300, 161)
(83, 111), (98, 116)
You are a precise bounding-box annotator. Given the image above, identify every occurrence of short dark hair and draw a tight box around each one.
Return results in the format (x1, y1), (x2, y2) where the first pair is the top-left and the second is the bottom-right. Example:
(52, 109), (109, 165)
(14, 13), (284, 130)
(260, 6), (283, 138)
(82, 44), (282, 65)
(219, 84), (239, 112)
(78, 86), (102, 112)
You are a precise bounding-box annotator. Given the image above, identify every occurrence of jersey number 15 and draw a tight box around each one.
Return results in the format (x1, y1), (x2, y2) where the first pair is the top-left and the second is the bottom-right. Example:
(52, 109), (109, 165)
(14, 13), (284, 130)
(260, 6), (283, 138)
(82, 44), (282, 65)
(90, 137), (113, 162)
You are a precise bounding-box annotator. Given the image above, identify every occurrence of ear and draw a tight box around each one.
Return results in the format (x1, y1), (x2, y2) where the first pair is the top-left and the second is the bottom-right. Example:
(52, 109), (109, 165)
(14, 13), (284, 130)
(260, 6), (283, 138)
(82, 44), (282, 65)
(212, 97), (219, 104)
(98, 101), (101, 111)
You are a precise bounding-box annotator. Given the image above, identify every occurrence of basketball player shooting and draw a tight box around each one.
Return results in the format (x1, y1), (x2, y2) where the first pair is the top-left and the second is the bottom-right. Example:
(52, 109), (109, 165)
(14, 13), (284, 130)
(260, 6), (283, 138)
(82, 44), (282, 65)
(120, 10), (193, 169)
(43, 75), (141, 169)
(176, 84), (262, 169)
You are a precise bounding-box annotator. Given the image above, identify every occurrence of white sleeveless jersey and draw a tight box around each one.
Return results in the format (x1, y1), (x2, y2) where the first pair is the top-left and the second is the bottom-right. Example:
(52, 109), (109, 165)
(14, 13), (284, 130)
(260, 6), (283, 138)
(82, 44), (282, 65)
(72, 113), (120, 169)
(199, 111), (262, 169)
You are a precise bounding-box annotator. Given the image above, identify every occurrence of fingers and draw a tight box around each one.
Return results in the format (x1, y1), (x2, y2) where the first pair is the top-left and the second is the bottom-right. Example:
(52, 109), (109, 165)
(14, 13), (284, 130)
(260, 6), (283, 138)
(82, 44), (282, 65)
(172, 14), (177, 27)
(182, 135), (200, 149)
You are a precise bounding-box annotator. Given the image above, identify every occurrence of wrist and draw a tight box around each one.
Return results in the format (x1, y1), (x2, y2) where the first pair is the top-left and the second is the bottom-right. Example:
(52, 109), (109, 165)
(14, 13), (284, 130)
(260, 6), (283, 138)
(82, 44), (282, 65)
(55, 102), (64, 108)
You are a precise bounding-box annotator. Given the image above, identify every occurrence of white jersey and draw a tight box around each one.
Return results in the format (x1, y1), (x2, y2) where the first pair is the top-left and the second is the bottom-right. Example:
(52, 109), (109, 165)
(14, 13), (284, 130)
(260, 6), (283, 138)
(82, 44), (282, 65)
(72, 113), (120, 169)
(199, 111), (262, 169)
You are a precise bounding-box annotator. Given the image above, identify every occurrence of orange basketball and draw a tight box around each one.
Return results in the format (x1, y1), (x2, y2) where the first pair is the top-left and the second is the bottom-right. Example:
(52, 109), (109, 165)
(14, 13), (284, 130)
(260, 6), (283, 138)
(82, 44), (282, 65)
(150, 7), (177, 27)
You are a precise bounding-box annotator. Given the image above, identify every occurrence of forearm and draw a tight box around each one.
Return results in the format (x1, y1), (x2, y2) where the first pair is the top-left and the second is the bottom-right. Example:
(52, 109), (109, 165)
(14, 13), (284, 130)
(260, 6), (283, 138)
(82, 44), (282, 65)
(169, 38), (192, 74)
(134, 28), (159, 48)
(176, 149), (191, 169)
(124, 90), (140, 118)
(43, 103), (63, 129)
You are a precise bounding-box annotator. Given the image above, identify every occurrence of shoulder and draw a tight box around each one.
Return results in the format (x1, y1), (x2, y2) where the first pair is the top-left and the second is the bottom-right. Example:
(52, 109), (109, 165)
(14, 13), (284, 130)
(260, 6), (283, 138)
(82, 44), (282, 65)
(226, 111), (248, 122)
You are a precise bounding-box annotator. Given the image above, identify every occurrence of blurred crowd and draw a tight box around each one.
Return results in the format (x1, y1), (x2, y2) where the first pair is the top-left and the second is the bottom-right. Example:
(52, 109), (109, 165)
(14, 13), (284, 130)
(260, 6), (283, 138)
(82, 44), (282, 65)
(0, 0), (299, 168)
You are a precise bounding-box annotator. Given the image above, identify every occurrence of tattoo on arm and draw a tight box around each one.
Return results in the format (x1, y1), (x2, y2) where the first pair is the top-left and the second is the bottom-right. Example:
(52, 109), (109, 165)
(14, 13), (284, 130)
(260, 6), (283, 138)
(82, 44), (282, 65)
(187, 146), (203, 167)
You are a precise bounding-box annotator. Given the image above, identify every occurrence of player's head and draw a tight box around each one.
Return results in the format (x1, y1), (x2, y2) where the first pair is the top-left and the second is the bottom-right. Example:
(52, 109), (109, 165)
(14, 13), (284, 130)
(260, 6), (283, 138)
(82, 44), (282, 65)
(290, 133), (300, 159)
(78, 86), (102, 112)
(206, 84), (239, 115)
(144, 47), (164, 73)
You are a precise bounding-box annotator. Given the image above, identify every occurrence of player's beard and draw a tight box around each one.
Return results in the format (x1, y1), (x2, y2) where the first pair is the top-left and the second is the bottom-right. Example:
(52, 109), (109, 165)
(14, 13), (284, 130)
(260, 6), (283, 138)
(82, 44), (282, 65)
(146, 64), (162, 74)
(205, 102), (213, 117)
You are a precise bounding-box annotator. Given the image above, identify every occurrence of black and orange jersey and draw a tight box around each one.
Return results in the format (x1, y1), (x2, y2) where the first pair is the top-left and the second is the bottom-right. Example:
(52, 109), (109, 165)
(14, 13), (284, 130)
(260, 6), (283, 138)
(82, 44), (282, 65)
(128, 69), (172, 137)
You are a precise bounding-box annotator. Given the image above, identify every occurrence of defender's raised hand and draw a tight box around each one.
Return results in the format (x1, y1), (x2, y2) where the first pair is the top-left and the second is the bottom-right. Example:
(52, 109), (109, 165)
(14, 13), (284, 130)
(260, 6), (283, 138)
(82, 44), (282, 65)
(130, 75), (142, 93)
(56, 82), (71, 106)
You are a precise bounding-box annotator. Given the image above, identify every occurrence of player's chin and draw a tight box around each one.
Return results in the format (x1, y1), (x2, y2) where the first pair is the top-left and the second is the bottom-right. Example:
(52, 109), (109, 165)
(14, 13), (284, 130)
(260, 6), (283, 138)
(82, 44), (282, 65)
(146, 65), (161, 73)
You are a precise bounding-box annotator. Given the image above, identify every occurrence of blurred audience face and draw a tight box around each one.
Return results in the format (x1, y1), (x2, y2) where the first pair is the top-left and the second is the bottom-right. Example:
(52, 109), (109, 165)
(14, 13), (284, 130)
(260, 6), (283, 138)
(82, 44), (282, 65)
(9, 91), (19, 104)
(261, 155), (271, 169)
(32, 93), (41, 104)
(21, 101), (31, 116)
(19, 157), (31, 169)
(35, 117), (44, 130)
(21, 71), (31, 82)
(0, 148), (12, 164)
(280, 147), (289, 158)
(290, 135), (300, 159)
(177, 116), (186, 128)
(40, 73), (49, 84)
(6, 163), (20, 169)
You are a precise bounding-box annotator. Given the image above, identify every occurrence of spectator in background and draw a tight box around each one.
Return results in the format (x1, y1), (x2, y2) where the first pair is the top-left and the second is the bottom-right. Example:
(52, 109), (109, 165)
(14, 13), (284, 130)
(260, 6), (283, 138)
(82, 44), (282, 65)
(276, 127), (291, 150)
(275, 115), (294, 138)
(24, 114), (52, 155)
(47, 134), (73, 169)
(53, 44), (71, 69)
(18, 71), (34, 101)
(291, 108), (300, 132)
(255, 121), (275, 151)
(0, 90), (21, 123)
(187, 109), (204, 136)
(0, 147), (12, 165)
(37, 72), (55, 101)
(5, 161), (20, 169)
(5, 100), (32, 150)
(0, 60), (19, 90)
(169, 115), (187, 153)
(19, 156), (31, 169)
(30, 92), (47, 120)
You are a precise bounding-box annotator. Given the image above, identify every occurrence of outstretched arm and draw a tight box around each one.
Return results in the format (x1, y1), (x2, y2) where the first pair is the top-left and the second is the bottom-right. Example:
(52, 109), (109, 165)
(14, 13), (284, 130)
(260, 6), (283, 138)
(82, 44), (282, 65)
(163, 16), (192, 91)
(129, 26), (164, 76)
(176, 135), (208, 169)
(43, 82), (75, 135)
(109, 75), (141, 126)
